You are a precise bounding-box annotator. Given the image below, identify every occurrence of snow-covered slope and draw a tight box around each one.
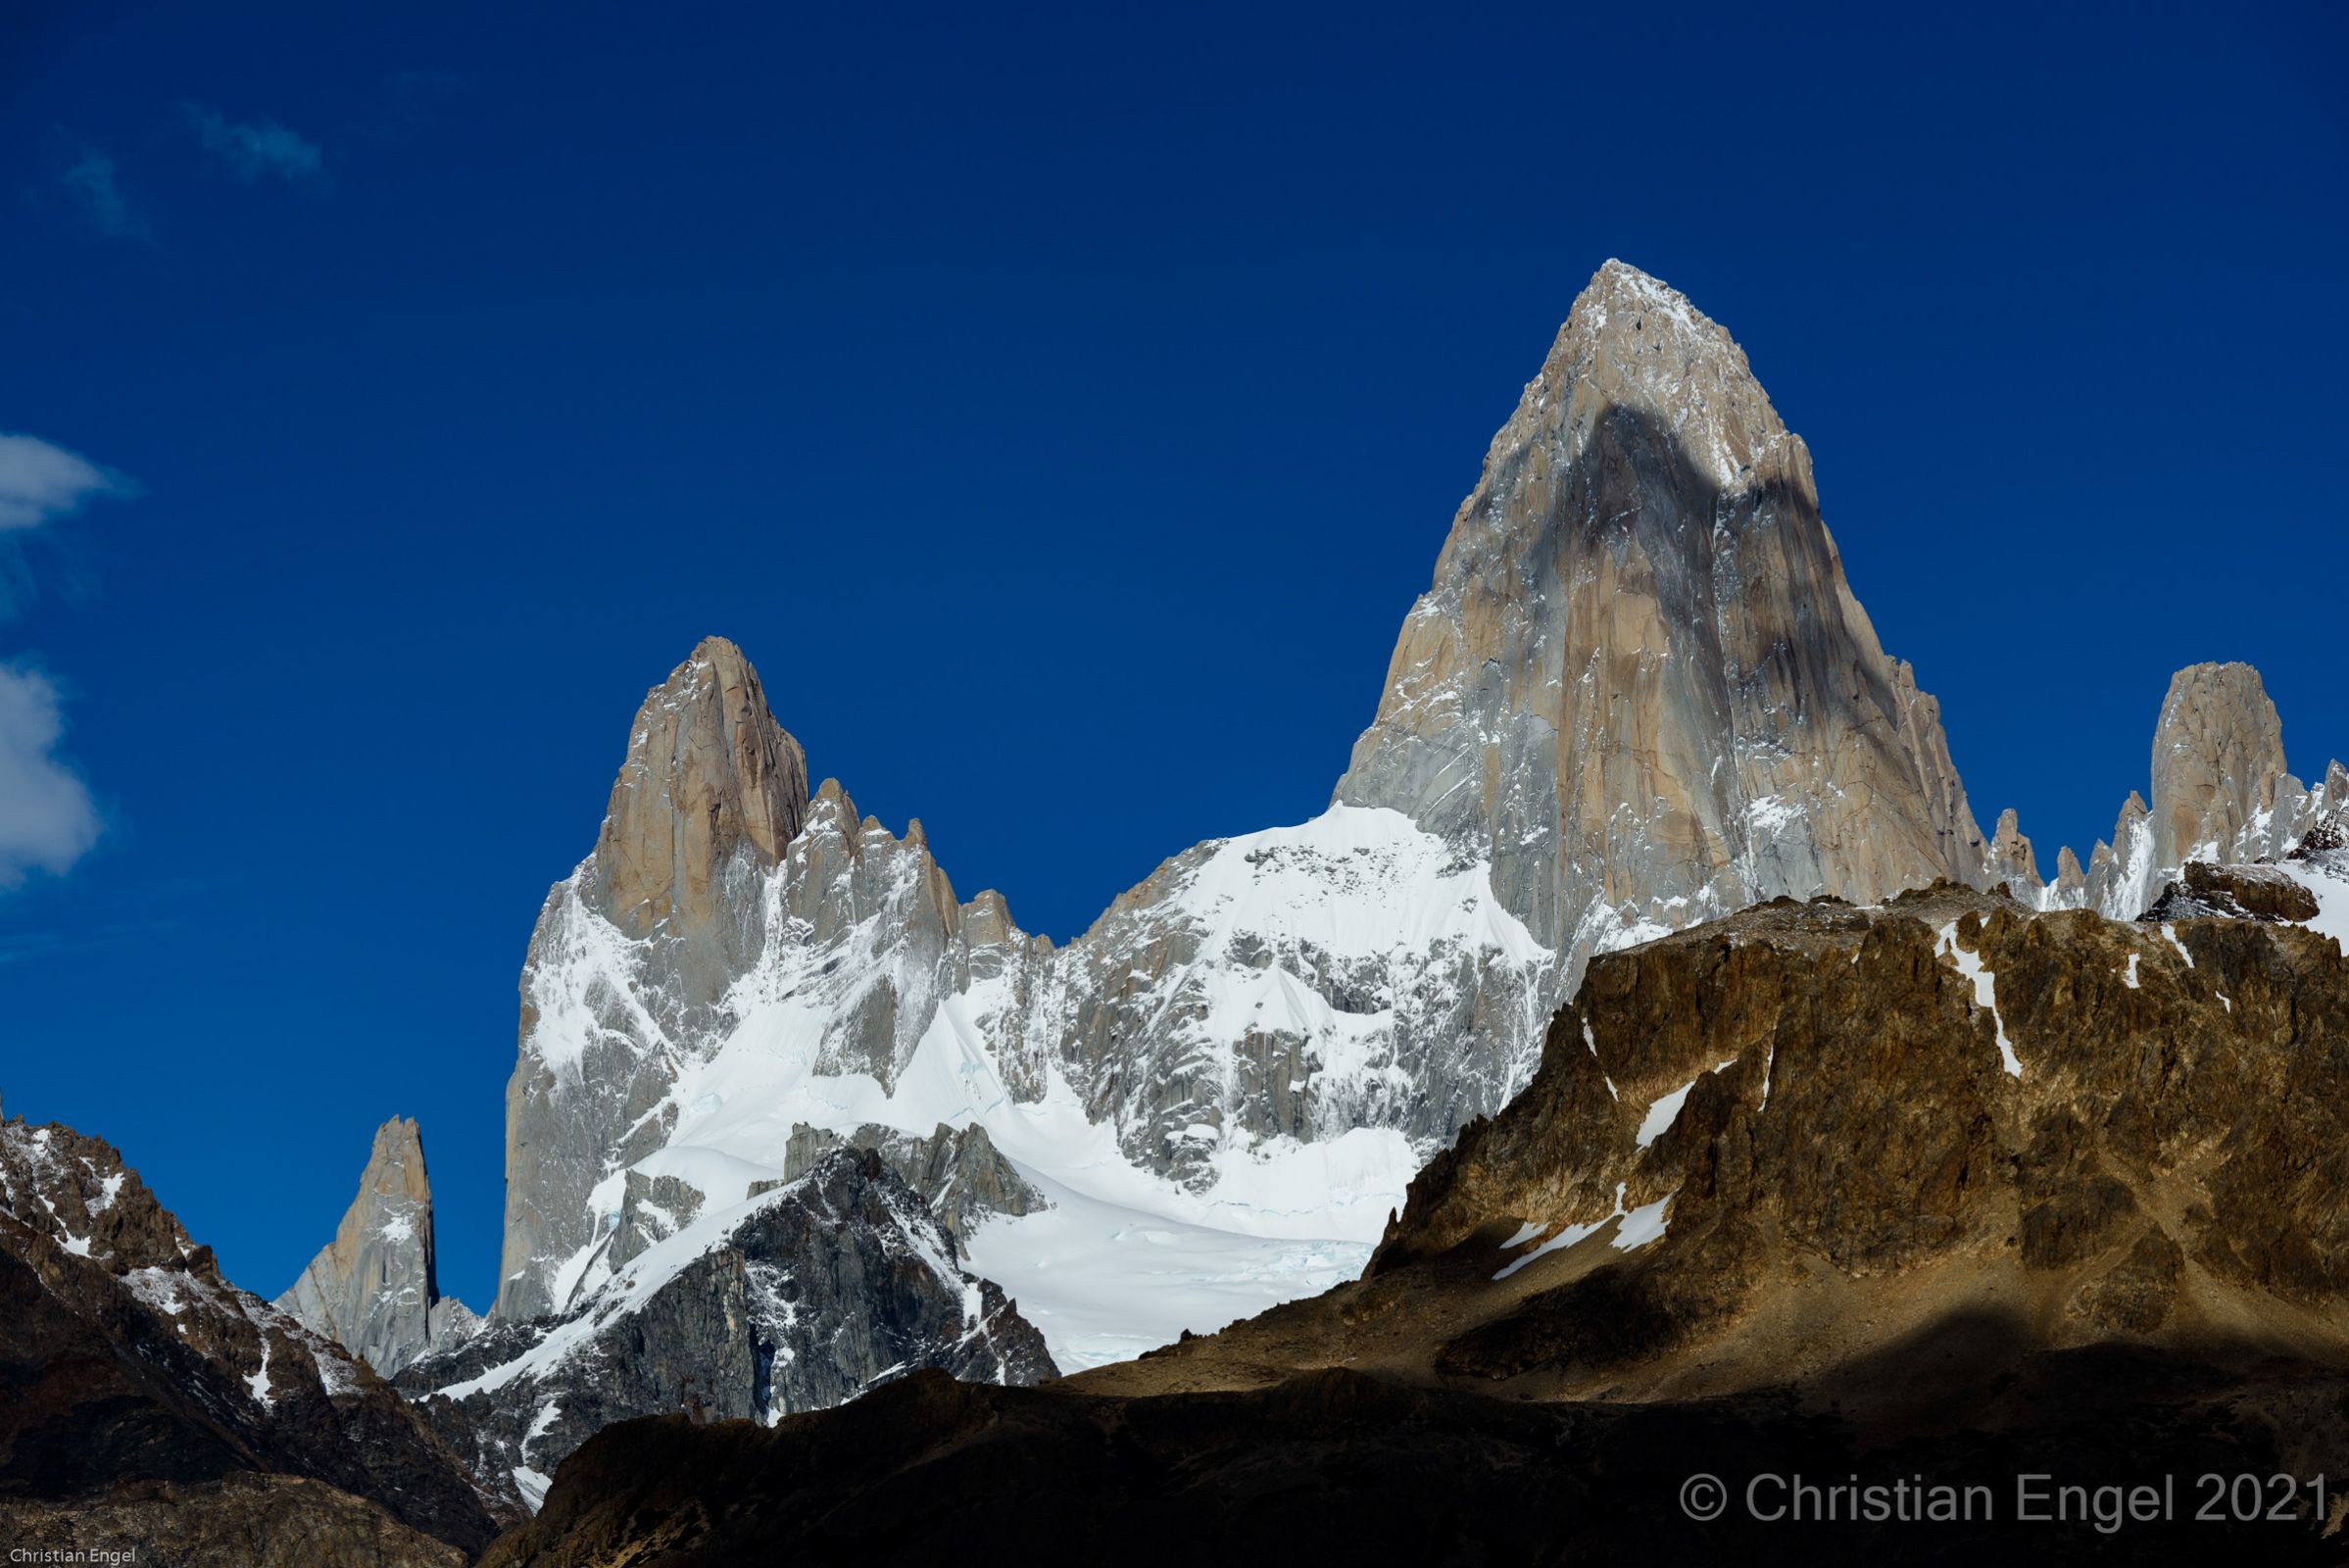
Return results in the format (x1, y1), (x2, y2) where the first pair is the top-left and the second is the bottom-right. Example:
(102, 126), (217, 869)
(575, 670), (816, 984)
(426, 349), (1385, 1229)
(506, 771), (1548, 1371)
(487, 263), (2016, 1378)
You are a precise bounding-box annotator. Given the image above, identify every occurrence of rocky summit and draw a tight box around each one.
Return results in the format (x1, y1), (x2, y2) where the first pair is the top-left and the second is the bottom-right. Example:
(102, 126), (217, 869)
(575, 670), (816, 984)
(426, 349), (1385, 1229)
(276, 1116), (480, 1376)
(1333, 259), (1989, 963)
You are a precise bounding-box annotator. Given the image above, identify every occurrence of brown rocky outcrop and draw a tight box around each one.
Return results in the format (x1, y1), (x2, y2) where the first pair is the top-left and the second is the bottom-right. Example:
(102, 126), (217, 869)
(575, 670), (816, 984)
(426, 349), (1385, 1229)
(2142, 861), (2324, 923)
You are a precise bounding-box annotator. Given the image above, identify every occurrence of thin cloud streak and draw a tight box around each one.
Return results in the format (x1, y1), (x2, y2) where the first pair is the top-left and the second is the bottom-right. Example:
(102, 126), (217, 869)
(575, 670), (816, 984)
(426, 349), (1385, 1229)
(186, 105), (325, 186)
(56, 145), (143, 238)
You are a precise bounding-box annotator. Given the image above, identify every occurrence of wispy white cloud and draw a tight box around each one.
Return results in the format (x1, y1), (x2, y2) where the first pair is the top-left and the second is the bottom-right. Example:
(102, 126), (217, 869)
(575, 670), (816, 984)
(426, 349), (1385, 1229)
(187, 105), (325, 186)
(0, 433), (133, 532)
(0, 662), (103, 890)
(57, 145), (144, 239)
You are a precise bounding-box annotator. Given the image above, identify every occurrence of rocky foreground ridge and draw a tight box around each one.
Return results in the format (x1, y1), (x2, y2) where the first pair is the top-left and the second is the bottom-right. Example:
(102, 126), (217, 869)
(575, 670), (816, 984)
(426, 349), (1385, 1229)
(0, 1105), (510, 1566)
(479, 887), (2349, 1562)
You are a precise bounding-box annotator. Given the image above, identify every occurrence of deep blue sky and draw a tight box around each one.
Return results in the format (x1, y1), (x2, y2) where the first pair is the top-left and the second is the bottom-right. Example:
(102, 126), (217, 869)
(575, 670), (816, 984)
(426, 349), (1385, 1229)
(3, 2), (2342, 1312)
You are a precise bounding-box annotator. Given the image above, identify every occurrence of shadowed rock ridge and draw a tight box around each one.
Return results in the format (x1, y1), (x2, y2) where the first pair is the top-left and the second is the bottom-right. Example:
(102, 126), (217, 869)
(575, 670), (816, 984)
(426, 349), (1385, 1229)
(0, 1107), (509, 1565)
(402, 1148), (1055, 1512)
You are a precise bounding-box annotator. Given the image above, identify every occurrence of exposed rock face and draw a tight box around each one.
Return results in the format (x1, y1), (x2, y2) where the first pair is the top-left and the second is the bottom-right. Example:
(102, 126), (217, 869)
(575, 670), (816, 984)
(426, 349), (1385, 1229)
(276, 1117), (478, 1376)
(404, 1149), (1054, 1512)
(1998, 665), (2343, 918)
(1982, 807), (2041, 897)
(0, 1109), (509, 1560)
(492, 264), (2000, 1345)
(603, 1120), (1042, 1269)
(587, 633), (810, 945)
(767, 1121), (1044, 1247)
(2150, 662), (2292, 869)
(1352, 887), (2349, 1389)
(499, 636), (816, 1322)
(1332, 260), (1990, 970)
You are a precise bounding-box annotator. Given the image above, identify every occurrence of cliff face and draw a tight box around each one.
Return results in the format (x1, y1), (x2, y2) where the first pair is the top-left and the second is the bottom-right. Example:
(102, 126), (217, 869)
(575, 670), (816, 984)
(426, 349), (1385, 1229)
(1333, 260), (1989, 966)
(498, 636), (819, 1323)
(276, 1117), (478, 1376)
(0, 1108), (509, 1562)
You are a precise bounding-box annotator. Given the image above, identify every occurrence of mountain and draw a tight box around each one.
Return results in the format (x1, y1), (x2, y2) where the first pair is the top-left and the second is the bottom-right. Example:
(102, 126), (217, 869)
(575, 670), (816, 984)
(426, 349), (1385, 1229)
(478, 885), (2349, 1564)
(480, 262), (2000, 1391)
(1332, 259), (1988, 957)
(0, 1103), (510, 1564)
(401, 1147), (1053, 1511)
(1990, 662), (2344, 917)
(276, 1117), (480, 1376)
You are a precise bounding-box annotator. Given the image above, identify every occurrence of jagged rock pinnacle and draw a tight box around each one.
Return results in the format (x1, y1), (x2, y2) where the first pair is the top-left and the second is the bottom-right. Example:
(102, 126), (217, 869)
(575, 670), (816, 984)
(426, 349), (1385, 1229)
(2150, 662), (2288, 870)
(1334, 260), (1988, 969)
(586, 636), (810, 940)
(274, 1116), (476, 1375)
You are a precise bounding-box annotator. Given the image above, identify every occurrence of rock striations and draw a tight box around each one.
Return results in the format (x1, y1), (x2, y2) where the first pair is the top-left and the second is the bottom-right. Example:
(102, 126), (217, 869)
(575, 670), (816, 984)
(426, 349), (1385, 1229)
(276, 1116), (479, 1376)
(1332, 260), (1990, 963)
